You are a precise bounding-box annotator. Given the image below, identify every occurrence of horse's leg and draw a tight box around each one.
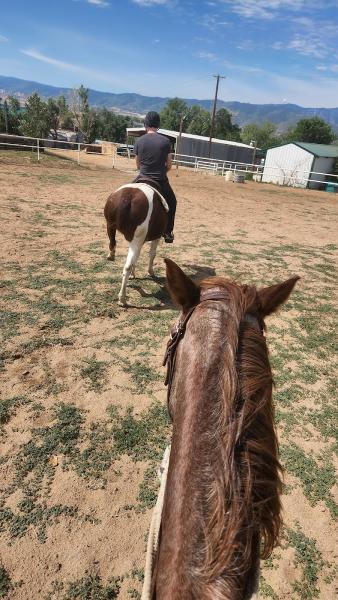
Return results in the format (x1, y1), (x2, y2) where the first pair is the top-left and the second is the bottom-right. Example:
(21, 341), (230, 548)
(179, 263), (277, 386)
(106, 222), (116, 261)
(118, 235), (144, 306)
(148, 238), (160, 277)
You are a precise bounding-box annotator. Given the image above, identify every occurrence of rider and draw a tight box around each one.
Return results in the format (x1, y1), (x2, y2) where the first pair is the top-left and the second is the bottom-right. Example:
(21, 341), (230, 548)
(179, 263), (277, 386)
(133, 111), (176, 243)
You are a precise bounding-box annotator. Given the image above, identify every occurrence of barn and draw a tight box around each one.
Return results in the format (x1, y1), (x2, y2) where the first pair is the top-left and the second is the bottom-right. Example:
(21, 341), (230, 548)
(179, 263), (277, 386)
(262, 142), (338, 190)
(126, 127), (255, 165)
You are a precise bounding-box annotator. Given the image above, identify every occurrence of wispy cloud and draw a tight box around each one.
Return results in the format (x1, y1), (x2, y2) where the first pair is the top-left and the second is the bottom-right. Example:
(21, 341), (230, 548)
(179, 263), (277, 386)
(132, 0), (171, 6)
(200, 13), (229, 30)
(0, 35), (9, 42)
(20, 48), (118, 84)
(221, 0), (307, 20)
(86, 0), (110, 6)
(316, 63), (338, 73)
(273, 18), (337, 59)
(21, 49), (88, 72)
(195, 51), (217, 62)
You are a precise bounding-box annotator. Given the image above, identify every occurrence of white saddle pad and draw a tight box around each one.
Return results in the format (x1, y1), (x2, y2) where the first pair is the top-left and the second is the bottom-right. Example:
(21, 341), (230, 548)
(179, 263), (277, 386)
(116, 183), (169, 213)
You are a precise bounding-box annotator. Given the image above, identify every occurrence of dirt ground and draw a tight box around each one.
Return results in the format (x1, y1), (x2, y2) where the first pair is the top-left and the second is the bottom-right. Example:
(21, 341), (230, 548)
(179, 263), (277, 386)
(0, 150), (337, 599)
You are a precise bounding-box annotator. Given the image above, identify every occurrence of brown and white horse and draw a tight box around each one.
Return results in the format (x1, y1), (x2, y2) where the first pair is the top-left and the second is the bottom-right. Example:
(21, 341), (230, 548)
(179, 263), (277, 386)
(104, 181), (168, 306)
(146, 259), (299, 600)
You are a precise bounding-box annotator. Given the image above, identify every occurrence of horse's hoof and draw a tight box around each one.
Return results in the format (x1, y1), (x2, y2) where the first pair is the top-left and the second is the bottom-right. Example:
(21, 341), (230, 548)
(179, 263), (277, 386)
(130, 273), (135, 280)
(107, 254), (115, 261)
(148, 269), (155, 277)
(118, 297), (127, 307)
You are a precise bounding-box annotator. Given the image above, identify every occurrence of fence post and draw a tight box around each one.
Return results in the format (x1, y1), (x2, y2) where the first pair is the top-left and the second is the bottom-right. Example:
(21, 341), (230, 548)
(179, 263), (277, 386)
(78, 143), (80, 165)
(37, 138), (40, 162)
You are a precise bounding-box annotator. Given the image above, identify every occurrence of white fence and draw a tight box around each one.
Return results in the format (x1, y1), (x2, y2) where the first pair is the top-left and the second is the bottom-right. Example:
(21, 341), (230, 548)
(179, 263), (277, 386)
(1, 134), (337, 191)
(0, 133), (124, 167)
(173, 151), (338, 189)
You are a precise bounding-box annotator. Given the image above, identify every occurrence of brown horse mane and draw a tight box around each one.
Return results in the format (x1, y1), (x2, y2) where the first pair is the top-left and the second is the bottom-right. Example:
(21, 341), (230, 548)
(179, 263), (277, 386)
(189, 276), (283, 597)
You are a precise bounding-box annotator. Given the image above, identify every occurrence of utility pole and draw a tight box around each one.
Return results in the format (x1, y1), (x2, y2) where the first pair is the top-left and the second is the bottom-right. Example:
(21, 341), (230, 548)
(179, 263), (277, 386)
(176, 113), (185, 175)
(208, 74), (225, 158)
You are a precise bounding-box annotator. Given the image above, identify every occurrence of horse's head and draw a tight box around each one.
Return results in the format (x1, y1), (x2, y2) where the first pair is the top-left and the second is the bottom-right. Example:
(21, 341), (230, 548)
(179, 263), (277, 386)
(158, 259), (300, 599)
(164, 257), (300, 322)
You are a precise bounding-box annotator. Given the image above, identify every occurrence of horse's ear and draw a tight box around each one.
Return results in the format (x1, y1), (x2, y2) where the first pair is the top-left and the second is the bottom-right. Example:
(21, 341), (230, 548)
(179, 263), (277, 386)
(165, 258), (200, 311)
(258, 276), (300, 317)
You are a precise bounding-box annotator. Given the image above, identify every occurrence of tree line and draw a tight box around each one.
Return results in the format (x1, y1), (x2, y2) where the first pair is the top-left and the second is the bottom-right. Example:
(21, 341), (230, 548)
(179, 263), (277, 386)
(0, 85), (134, 143)
(0, 87), (336, 149)
(159, 98), (337, 148)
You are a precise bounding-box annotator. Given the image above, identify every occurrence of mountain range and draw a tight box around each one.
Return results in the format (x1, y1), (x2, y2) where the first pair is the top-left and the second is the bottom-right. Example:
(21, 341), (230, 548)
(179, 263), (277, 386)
(1, 75), (338, 132)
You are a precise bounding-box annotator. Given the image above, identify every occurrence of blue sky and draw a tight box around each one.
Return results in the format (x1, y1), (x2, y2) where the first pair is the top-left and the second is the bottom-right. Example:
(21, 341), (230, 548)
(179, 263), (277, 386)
(1, 0), (338, 107)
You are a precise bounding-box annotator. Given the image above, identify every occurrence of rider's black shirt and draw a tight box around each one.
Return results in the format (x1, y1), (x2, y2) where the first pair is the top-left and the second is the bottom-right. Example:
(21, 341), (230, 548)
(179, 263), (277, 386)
(134, 132), (172, 181)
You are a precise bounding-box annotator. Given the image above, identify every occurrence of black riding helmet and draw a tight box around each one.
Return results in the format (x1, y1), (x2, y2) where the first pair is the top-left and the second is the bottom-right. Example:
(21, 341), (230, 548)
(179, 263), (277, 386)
(144, 111), (160, 129)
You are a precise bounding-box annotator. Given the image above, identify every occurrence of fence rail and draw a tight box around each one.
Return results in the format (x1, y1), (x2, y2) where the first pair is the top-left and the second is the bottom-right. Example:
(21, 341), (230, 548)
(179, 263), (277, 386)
(173, 152), (338, 189)
(1, 134), (337, 191)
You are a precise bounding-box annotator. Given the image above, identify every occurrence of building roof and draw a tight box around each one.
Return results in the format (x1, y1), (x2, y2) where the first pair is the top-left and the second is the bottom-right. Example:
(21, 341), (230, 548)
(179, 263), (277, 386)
(294, 142), (338, 158)
(126, 127), (254, 149)
(268, 141), (338, 158)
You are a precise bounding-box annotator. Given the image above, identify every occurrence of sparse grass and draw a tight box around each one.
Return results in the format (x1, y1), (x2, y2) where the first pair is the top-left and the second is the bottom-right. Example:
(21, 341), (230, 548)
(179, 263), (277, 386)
(286, 525), (326, 599)
(1, 161), (337, 598)
(48, 573), (121, 600)
(0, 565), (12, 598)
(260, 576), (279, 599)
(79, 356), (108, 392)
(0, 395), (30, 426)
(280, 444), (337, 516)
(110, 403), (170, 463)
(126, 360), (161, 393)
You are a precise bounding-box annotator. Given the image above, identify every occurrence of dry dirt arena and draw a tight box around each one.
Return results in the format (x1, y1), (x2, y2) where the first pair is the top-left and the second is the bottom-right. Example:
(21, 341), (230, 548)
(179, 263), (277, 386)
(0, 151), (337, 600)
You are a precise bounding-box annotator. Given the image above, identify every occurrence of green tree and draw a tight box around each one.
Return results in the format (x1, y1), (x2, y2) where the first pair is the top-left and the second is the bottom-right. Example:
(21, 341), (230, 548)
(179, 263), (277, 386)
(290, 116), (335, 144)
(160, 98), (188, 131)
(214, 108), (241, 141)
(47, 98), (61, 139)
(241, 121), (279, 150)
(20, 93), (52, 138)
(0, 96), (21, 134)
(186, 105), (211, 136)
(95, 108), (132, 142)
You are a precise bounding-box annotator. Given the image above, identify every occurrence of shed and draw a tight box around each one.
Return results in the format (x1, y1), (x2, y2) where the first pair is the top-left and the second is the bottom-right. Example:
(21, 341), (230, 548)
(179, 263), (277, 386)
(126, 127), (255, 165)
(262, 142), (338, 189)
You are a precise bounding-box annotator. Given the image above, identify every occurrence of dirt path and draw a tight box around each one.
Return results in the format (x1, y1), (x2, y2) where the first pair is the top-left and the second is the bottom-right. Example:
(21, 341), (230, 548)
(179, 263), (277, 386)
(0, 152), (337, 599)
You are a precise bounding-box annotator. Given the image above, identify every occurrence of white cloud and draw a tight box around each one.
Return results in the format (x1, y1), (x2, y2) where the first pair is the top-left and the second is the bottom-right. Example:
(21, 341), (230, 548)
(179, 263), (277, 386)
(132, 0), (171, 6)
(196, 51), (217, 61)
(0, 35), (9, 42)
(273, 18), (337, 59)
(200, 13), (229, 30)
(20, 48), (120, 85)
(316, 63), (338, 73)
(86, 0), (110, 6)
(21, 49), (88, 72)
(222, 0), (306, 20)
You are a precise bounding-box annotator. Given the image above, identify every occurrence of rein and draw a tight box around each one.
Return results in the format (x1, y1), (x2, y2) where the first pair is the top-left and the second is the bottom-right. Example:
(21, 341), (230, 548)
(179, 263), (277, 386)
(163, 288), (263, 409)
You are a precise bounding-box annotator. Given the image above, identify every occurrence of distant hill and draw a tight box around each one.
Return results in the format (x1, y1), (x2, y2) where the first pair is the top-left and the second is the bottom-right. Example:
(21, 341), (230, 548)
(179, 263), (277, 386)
(1, 75), (338, 132)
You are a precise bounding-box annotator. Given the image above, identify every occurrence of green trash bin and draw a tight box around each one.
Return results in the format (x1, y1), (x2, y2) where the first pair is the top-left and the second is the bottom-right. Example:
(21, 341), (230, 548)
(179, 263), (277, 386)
(325, 183), (337, 193)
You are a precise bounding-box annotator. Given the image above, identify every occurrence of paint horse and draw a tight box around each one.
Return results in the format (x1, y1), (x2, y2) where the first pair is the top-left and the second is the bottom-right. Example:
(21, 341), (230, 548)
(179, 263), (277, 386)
(104, 180), (169, 306)
(145, 259), (299, 600)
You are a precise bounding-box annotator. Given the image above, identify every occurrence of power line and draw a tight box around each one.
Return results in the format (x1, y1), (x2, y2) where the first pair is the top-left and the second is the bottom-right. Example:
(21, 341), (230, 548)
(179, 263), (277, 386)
(208, 74), (225, 158)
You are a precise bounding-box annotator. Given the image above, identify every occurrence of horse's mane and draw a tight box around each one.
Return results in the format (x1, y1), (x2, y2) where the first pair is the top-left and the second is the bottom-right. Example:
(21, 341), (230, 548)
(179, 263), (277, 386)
(194, 277), (282, 598)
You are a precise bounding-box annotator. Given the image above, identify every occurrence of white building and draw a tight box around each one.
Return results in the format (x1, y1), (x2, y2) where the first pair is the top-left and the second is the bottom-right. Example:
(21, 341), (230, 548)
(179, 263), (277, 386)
(262, 142), (338, 189)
